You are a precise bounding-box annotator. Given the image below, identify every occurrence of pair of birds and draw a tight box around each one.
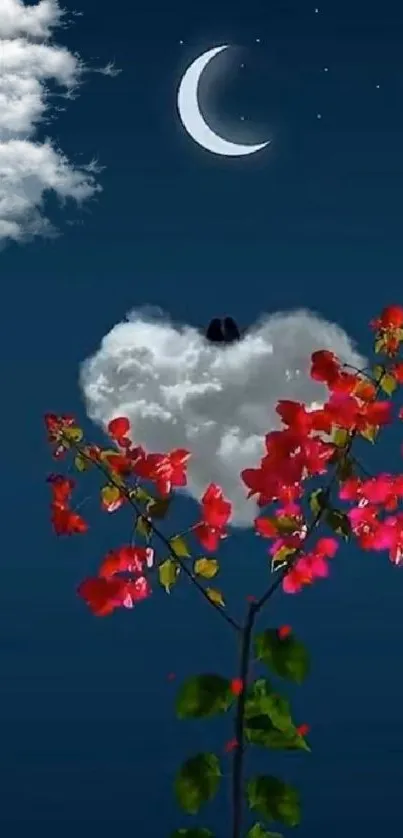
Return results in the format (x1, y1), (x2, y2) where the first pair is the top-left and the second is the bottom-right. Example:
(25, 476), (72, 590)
(205, 317), (241, 344)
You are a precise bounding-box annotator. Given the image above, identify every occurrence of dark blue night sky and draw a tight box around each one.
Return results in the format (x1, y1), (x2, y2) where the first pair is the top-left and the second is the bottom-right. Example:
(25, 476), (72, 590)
(1, 0), (403, 835)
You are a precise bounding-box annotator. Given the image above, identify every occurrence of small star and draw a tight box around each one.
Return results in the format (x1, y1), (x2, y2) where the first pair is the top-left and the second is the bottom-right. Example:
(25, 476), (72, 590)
(323, 67), (328, 72)
(376, 83), (380, 89)
(240, 116), (245, 121)
(314, 7), (319, 13)
(240, 63), (245, 68)
(256, 38), (261, 43)
(316, 113), (322, 119)
(179, 40), (183, 44)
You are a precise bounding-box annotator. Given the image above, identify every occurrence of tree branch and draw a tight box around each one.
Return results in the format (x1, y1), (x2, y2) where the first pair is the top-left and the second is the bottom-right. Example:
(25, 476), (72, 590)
(62, 434), (241, 632)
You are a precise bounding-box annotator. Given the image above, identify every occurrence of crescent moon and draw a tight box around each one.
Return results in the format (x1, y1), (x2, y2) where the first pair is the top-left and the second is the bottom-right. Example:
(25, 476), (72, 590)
(177, 45), (271, 157)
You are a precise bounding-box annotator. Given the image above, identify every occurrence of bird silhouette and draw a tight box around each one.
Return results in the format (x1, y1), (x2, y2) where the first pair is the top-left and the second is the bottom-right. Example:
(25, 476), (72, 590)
(205, 318), (225, 342)
(205, 317), (241, 344)
(222, 316), (241, 342)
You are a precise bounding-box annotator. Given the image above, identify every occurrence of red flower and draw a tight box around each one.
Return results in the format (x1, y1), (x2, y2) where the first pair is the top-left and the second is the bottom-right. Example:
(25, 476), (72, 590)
(44, 413), (77, 458)
(325, 393), (392, 432)
(230, 678), (244, 696)
(203, 484), (232, 528)
(310, 350), (341, 387)
(194, 484), (232, 552)
(296, 723), (310, 737)
(255, 517), (279, 539)
(107, 416), (131, 447)
(370, 306), (403, 355)
(47, 473), (88, 536)
(78, 575), (151, 617)
(78, 577), (128, 616)
(44, 413), (75, 435)
(392, 362), (403, 383)
(135, 448), (191, 496)
(315, 537), (339, 558)
(341, 474), (403, 510)
(277, 625), (292, 640)
(282, 537), (338, 594)
(47, 474), (75, 506)
(243, 424), (333, 509)
(355, 513), (403, 566)
(224, 738), (239, 753)
(51, 505), (88, 536)
(371, 305), (403, 330)
(99, 545), (154, 579)
(276, 400), (314, 435)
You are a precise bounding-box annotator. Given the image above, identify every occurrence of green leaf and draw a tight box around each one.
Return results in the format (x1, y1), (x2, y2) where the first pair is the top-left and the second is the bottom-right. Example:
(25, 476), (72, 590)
(63, 425), (83, 443)
(175, 753), (221, 815)
(136, 515), (152, 539)
(245, 680), (310, 752)
(254, 630), (310, 685)
(101, 484), (121, 508)
(374, 336), (385, 355)
(372, 364), (384, 381)
(247, 824), (283, 838)
(194, 558), (219, 579)
(308, 488), (327, 516)
(270, 545), (296, 572)
(274, 516), (299, 535)
(159, 558), (180, 593)
(129, 486), (153, 504)
(246, 776), (301, 828)
(176, 674), (233, 719)
(360, 425), (379, 444)
(331, 426), (349, 447)
(245, 715), (310, 752)
(379, 372), (397, 396)
(170, 535), (191, 558)
(245, 679), (293, 732)
(74, 453), (91, 472)
(99, 448), (121, 460)
(205, 587), (225, 607)
(325, 508), (351, 540)
(171, 830), (214, 838)
(147, 496), (171, 519)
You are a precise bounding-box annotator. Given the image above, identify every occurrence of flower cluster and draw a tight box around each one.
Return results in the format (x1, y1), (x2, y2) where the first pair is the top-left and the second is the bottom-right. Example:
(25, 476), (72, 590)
(47, 473), (88, 536)
(44, 411), (233, 617)
(78, 545), (154, 617)
(44, 305), (403, 838)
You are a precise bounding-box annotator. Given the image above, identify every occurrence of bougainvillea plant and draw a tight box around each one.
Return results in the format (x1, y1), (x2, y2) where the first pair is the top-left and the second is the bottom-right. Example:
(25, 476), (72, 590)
(45, 305), (403, 838)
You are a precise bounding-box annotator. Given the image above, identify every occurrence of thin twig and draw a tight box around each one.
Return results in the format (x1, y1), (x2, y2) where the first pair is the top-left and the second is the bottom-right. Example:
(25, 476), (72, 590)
(63, 435), (241, 632)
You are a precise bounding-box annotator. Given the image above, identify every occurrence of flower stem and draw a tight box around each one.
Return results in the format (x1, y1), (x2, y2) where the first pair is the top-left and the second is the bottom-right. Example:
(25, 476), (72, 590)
(232, 610), (255, 838)
(64, 435), (241, 632)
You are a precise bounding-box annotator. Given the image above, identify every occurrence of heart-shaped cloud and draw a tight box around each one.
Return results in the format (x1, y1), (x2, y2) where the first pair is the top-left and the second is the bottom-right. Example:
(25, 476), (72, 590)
(80, 308), (365, 527)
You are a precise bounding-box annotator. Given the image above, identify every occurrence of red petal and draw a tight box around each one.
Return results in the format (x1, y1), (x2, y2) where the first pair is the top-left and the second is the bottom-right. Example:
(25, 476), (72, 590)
(230, 678), (244, 696)
(108, 416), (130, 441)
(277, 625), (292, 639)
(296, 723), (310, 737)
(224, 738), (239, 753)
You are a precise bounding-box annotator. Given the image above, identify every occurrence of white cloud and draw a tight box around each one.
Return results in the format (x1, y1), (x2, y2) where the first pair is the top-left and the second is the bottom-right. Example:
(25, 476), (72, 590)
(0, 0), (117, 245)
(80, 308), (366, 527)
